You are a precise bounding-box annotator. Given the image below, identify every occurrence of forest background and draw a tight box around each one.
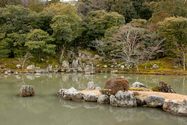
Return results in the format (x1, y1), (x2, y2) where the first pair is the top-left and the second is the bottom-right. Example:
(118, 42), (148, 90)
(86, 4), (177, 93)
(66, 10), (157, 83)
(0, 0), (187, 72)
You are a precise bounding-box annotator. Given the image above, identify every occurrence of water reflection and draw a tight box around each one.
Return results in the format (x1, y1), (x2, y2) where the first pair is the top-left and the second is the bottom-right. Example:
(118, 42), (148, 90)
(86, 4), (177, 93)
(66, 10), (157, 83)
(59, 98), (187, 124)
(1, 73), (187, 94)
(0, 73), (187, 125)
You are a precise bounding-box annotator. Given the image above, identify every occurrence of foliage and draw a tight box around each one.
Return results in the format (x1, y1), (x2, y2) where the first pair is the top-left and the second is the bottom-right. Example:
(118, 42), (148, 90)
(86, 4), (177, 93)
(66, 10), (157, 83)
(29, 11), (55, 35)
(86, 10), (125, 42)
(152, 85), (159, 92)
(149, 0), (187, 30)
(0, 0), (21, 7)
(45, 2), (80, 41)
(130, 19), (148, 28)
(28, 0), (45, 13)
(107, 0), (138, 23)
(77, 0), (109, 16)
(0, 33), (10, 58)
(131, 0), (154, 20)
(25, 29), (56, 61)
(0, 5), (32, 34)
(158, 17), (187, 50)
(5, 33), (27, 58)
(45, 2), (81, 22)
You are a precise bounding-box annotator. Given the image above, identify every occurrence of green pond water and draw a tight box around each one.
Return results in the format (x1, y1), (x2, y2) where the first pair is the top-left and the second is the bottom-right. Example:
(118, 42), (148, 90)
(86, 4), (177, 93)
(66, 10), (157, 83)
(0, 73), (187, 125)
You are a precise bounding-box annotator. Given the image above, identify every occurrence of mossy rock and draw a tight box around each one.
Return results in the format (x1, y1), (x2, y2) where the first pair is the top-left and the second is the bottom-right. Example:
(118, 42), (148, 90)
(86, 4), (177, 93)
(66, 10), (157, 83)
(100, 89), (110, 95)
(152, 85), (159, 92)
(104, 77), (129, 95)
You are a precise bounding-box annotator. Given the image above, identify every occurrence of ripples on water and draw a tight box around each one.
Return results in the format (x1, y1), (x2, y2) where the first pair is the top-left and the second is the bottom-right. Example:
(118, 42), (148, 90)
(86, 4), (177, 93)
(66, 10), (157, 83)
(0, 73), (187, 125)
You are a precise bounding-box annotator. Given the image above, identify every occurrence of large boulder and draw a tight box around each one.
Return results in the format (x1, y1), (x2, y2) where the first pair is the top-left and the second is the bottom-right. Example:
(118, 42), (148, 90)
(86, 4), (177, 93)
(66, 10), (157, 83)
(163, 99), (187, 116)
(97, 95), (110, 104)
(86, 81), (95, 90)
(72, 59), (78, 68)
(84, 65), (91, 72)
(83, 93), (99, 102)
(158, 81), (176, 93)
(145, 95), (165, 107)
(136, 98), (146, 106)
(132, 82), (147, 88)
(110, 91), (137, 107)
(16, 64), (21, 68)
(95, 87), (101, 90)
(77, 66), (83, 72)
(27, 65), (35, 70)
(19, 85), (35, 97)
(58, 87), (78, 100)
(152, 64), (159, 69)
(104, 77), (129, 95)
(71, 92), (85, 102)
(62, 60), (69, 68)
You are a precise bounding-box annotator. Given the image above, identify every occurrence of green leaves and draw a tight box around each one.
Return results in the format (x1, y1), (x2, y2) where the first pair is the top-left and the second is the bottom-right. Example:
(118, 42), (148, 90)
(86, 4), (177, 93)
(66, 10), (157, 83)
(158, 17), (187, 50)
(51, 15), (73, 43)
(0, 5), (32, 34)
(86, 10), (125, 41)
(25, 29), (56, 61)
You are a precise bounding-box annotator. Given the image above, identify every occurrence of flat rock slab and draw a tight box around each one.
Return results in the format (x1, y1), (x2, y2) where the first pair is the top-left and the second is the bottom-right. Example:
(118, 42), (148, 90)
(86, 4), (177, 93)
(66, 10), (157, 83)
(79, 90), (102, 96)
(130, 91), (187, 103)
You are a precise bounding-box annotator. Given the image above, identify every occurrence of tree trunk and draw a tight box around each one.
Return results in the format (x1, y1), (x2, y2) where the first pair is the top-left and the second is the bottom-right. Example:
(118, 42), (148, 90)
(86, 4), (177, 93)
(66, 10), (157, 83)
(183, 55), (185, 71)
(136, 65), (139, 72)
(39, 52), (41, 62)
(59, 41), (67, 64)
(22, 59), (26, 70)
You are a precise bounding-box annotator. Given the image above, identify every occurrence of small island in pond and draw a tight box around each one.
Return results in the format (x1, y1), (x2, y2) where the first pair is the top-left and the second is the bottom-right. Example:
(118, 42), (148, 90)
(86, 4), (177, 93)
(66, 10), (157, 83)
(57, 78), (187, 116)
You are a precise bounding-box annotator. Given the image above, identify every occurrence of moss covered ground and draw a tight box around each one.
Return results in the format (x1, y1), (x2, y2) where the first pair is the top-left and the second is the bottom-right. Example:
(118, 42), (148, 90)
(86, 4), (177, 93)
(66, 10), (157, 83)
(0, 55), (187, 75)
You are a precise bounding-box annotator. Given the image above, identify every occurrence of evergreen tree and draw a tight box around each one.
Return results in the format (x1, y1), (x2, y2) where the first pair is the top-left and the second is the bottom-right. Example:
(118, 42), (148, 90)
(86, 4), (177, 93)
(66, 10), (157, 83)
(86, 10), (125, 42)
(0, 33), (10, 58)
(108, 0), (138, 23)
(25, 29), (56, 61)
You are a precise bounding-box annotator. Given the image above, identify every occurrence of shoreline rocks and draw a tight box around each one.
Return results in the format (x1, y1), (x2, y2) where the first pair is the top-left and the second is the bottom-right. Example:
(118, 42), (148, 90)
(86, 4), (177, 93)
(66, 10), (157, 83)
(163, 99), (187, 116)
(83, 93), (99, 102)
(110, 91), (137, 107)
(145, 95), (165, 107)
(97, 95), (110, 104)
(57, 87), (187, 116)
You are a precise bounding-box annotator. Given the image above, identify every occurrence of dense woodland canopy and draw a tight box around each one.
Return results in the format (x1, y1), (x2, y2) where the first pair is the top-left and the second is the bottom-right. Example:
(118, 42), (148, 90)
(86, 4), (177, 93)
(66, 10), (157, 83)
(0, 0), (187, 69)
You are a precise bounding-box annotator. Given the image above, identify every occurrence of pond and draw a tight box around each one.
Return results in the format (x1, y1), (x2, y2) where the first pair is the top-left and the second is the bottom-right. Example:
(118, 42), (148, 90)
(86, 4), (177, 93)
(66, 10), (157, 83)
(0, 73), (187, 125)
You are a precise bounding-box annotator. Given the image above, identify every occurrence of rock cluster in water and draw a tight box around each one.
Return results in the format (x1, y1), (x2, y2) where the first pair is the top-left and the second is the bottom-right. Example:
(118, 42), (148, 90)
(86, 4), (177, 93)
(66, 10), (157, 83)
(57, 79), (187, 117)
(19, 85), (35, 97)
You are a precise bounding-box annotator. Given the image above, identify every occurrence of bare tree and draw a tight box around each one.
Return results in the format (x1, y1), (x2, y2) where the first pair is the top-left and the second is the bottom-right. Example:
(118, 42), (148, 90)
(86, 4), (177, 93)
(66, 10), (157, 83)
(89, 39), (106, 57)
(173, 43), (187, 71)
(143, 33), (165, 69)
(22, 51), (33, 70)
(110, 26), (145, 70)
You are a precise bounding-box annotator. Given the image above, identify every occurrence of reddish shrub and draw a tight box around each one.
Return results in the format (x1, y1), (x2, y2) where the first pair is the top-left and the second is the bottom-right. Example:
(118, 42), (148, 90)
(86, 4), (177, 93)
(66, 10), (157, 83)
(104, 77), (130, 95)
